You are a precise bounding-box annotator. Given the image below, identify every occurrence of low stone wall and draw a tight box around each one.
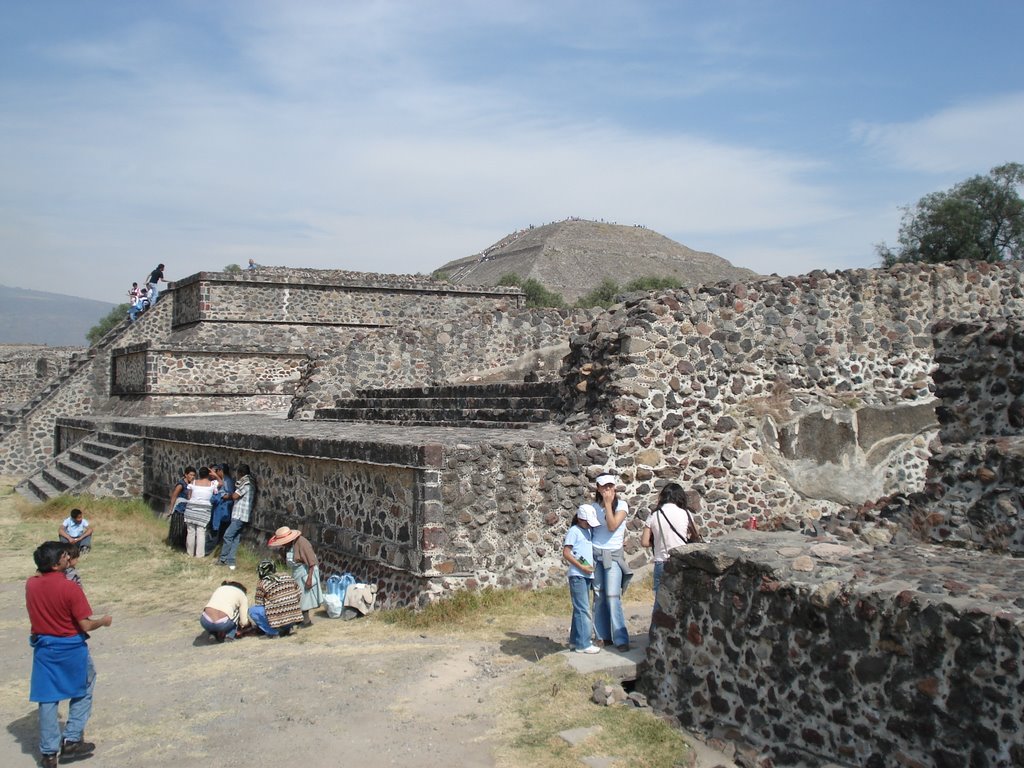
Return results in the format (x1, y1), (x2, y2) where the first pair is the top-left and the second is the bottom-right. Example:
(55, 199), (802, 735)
(171, 270), (524, 328)
(0, 345), (81, 411)
(564, 261), (1024, 536)
(289, 307), (592, 418)
(642, 530), (1024, 767)
(117, 415), (582, 606)
(110, 343), (307, 396)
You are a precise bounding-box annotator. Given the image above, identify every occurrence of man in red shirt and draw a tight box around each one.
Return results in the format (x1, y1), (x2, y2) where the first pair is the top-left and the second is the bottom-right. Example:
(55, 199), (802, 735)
(25, 541), (112, 768)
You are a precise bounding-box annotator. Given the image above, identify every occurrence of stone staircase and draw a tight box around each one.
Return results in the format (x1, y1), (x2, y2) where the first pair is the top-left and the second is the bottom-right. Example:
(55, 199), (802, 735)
(16, 429), (140, 502)
(314, 382), (563, 428)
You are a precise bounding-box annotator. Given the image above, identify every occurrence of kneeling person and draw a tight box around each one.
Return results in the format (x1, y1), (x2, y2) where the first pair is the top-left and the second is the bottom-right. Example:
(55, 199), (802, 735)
(249, 560), (303, 637)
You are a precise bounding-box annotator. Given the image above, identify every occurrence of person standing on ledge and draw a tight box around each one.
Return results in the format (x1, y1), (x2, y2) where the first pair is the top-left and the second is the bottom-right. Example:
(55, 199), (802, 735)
(146, 263), (166, 303)
(267, 527), (322, 627)
(26, 540), (113, 768)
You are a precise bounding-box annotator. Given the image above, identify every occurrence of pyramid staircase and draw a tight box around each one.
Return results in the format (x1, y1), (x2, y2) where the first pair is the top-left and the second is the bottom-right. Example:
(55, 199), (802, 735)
(314, 381), (563, 428)
(15, 428), (141, 502)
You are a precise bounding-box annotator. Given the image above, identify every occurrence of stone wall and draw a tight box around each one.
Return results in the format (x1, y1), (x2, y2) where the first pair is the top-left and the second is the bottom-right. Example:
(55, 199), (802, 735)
(642, 530), (1024, 767)
(135, 417), (578, 606)
(563, 261), (1024, 535)
(890, 319), (1024, 554)
(171, 270), (524, 328)
(289, 308), (593, 418)
(0, 345), (81, 411)
(110, 343), (307, 396)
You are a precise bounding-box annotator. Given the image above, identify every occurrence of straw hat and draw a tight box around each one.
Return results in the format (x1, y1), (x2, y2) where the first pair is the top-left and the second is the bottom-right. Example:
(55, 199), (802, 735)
(268, 526), (301, 547)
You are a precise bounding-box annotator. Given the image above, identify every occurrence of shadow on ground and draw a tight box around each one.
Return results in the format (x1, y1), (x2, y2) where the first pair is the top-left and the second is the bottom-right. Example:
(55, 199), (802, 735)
(6, 712), (36, 762)
(499, 631), (564, 662)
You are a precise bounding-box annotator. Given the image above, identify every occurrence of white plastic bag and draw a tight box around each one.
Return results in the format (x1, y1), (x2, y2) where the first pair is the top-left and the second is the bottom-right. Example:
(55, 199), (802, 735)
(323, 593), (343, 618)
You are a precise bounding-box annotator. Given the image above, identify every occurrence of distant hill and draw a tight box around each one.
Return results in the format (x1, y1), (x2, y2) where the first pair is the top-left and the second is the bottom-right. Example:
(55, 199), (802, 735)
(0, 285), (116, 346)
(434, 219), (756, 302)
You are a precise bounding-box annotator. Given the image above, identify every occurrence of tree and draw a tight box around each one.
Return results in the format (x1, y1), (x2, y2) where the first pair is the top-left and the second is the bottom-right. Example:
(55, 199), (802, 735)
(87, 303), (130, 345)
(624, 275), (682, 292)
(577, 279), (621, 308)
(877, 163), (1024, 266)
(496, 273), (566, 308)
(223, 263), (242, 274)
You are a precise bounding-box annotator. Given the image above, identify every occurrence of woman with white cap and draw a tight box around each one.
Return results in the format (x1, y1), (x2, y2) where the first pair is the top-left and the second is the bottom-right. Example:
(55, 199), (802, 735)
(267, 527), (322, 627)
(580, 473), (633, 651)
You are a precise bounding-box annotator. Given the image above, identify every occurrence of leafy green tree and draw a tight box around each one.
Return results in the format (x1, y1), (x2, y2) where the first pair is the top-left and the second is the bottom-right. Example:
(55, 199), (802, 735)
(223, 263), (242, 274)
(431, 270), (451, 282)
(87, 303), (130, 345)
(877, 163), (1024, 266)
(625, 275), (682, 292)
(576, 279), (621, 308)
(496, 273), (566, 307)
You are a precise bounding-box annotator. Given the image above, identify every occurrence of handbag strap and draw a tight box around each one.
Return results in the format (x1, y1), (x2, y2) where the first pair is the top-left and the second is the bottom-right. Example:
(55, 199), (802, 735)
(656, 507), (690, 543)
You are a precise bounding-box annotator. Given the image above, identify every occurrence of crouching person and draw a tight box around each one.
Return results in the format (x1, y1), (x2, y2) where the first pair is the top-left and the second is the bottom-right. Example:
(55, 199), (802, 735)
(200, 581), (249, 642)
(248, 560), (302, 637)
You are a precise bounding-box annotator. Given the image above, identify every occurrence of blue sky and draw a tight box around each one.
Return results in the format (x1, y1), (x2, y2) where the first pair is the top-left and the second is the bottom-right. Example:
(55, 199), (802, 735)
(1, 0), (1022, 304)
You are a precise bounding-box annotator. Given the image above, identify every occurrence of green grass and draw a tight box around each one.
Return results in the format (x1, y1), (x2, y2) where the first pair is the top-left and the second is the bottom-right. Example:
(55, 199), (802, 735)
(379, 584), (567, 631)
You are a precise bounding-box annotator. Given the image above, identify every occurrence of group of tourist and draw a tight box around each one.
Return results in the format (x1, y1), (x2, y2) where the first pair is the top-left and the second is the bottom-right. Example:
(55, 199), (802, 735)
(199, 527), (322, 641)
(563, 474), (700, 654)
(127, 263), (167, 321)
(167, 463), (255, 568)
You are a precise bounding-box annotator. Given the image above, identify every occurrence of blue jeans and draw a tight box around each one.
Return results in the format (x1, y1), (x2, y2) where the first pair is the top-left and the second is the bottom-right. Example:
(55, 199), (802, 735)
(199, 613), (237, 639)
(592, 552), (630, 647)
(567, 576), (594, 650)
(653, 561), (665, 599)
(248, 606), (297, 637)
(218, 518), (246, 566)
(38, 653), (95, 754)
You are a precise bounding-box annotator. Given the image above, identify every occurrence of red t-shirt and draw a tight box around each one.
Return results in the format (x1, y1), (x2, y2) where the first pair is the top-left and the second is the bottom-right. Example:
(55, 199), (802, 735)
(25, 571), (93, 636)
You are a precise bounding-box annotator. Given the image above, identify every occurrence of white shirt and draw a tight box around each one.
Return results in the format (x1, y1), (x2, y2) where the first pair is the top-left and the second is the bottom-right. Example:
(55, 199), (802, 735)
(585, 499), (629, 550)
(643, 502), (691, 562)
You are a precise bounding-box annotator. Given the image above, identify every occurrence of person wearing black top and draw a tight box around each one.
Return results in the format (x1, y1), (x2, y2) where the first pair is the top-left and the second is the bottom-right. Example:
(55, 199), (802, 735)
(146, 263), (166, 303)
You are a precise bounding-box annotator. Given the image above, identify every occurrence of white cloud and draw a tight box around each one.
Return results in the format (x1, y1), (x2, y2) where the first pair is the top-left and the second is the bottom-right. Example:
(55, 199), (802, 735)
(852, 92), (1024, 175)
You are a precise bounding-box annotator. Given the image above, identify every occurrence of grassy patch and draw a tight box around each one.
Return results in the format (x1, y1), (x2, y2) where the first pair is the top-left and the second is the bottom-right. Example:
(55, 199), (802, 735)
(494, 656), (691, 768)
(378, 584), (567, 632)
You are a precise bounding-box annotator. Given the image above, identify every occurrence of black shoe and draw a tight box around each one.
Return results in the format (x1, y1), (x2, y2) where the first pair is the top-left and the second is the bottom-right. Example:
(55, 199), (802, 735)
(616, 643), (631, 652)
(40, 754), (57, 768)
(59, 739), (95, 761)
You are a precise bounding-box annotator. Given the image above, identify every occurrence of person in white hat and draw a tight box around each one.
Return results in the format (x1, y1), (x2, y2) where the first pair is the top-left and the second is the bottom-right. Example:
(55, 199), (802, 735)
(579, 473), (633, 651)
(562, 506), (600, 653)
(268, 527), (322, 627)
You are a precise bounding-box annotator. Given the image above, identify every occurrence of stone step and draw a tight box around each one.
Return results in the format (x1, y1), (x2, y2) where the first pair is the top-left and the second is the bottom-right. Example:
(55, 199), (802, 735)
(42, 466), (77, 493)
(55, 455), (90, 482)
(16, 475), (61, 503)
(335, 395), (560, 410)
(67, 446), (107, 471)
(356, 381), (559, 399)
(313, 415), (534, 429)
(315, 406), (553, 425)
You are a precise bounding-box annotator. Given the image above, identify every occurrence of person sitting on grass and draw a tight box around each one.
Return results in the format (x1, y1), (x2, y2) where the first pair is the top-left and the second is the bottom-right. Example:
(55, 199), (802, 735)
(563, 506), (601, 654)
(59, 509), (93, 553)
(200, 581), (250, 643)
(248, 560), (303, 637)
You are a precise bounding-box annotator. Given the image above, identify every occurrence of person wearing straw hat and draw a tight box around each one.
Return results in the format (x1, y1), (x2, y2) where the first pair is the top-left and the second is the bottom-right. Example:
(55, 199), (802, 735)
(267, 527), (322, 627)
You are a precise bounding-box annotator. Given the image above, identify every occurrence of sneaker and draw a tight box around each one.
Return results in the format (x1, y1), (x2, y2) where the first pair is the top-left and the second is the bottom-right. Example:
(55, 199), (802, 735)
(574, 645), (601, 654)
(59, 739), (95, 760)
(227, 565), (236, 570)
(40, 753), (57, 768)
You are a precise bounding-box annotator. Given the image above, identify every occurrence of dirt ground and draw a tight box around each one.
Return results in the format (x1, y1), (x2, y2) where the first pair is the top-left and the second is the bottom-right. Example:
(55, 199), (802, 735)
(1, 556), (655, 768)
